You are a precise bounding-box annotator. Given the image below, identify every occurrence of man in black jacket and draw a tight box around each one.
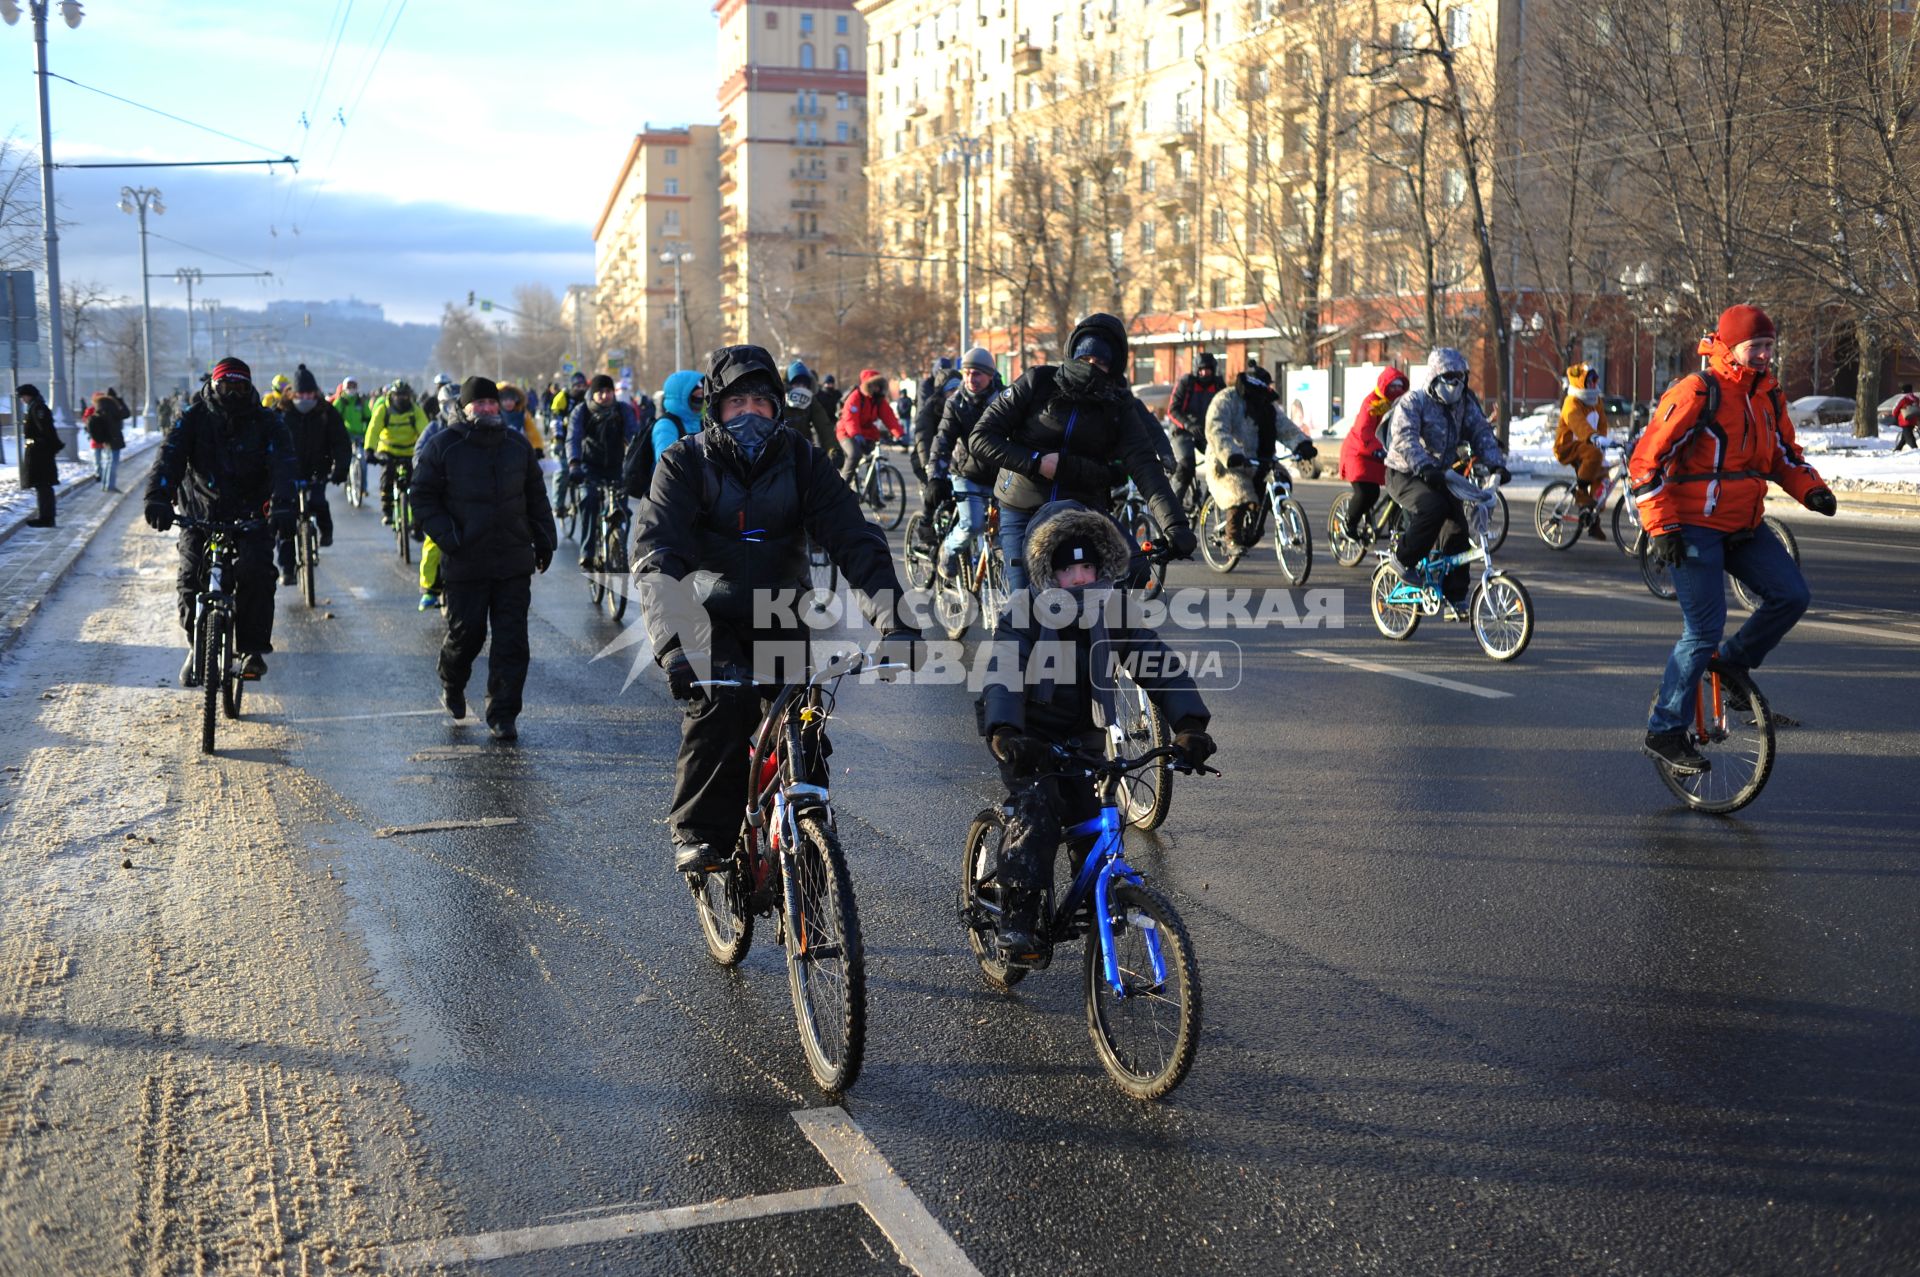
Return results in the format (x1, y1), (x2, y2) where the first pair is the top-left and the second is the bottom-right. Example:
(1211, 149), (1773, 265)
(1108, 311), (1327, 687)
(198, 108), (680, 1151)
(568, 373), (638, 569)
(912, 356), (960, 479)
(633, 344), (919, 874)
(18, 384), (61, 527)
(144, 356), (296, 684)
(410, 375), (557, 741)
(969, 313), (1195, 591)
(275, 364), (352, 582)
(927, 345), (1002, 581)
(1165, 351), (1223, 508)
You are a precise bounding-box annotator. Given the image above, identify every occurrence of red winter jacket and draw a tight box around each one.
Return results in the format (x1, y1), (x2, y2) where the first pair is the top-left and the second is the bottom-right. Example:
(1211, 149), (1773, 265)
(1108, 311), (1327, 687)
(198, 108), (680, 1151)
(1339, 369), (1406, 485)
(836, 371), (903, 443)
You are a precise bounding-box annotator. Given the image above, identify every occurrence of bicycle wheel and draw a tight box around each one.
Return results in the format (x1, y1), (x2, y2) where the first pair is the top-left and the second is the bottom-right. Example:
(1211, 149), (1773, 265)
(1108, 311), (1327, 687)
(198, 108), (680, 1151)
(397, 501), (412, 565)
(587, 514), (607, 607)
(300, 521), (317, 609)
(902, 513), (938, 590)
(562, 490), (582, 543)
(1085, 879), (1200, 1100)
(1470, 574), (1533, 662)
(200, 617), (223, 755)
(1611, 497), (1642, 556)
(1328, 492), (1366, 568)
(807, 539), (839, 594)
(1369, 561), (1420, 639)
(1656, 665), (1776, 814)
(1107, 672), (1173, 830)
(604, 517), (629, 622)
(785, 814), (866, 1092)
(690, 850), (752, 966)
(980, 547), (1010, 635)
(221, 625), (245, 721)
(959, 808), (1027, 992)
(1533, 482), (1581, 550)
(1196, 499), (1242, 572)
(870, 460), (907, 529)
(1764, 514), (1800, 563)
(1272, 497), (1312, 586)
(1127, 508), (1167, 600)
(1485, 489), (1510, 552)
(1638, 535), (1677, 600)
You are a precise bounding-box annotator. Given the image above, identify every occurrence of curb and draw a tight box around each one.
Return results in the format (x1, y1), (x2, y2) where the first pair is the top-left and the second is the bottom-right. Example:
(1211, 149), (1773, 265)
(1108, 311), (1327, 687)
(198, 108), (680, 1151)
(0, 448), (158, 658)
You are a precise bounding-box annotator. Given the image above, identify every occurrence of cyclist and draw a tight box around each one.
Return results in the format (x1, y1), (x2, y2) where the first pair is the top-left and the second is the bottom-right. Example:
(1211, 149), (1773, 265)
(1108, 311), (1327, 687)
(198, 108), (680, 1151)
(929, 345), (1004, 585)
(276, 365), (351, 584)
(1632, 304), (1837, 774)
(498, 382), (545, 456)
(143, 356), (295, 684)
(782, 359), (838, 460)
(261, 372), (293, 412)
(1555, 362), (1612, 538)
(1338, 366), (1407, 542)
(548, 371), (590, 514)
(1164, 351), (1224, 508)
(1382, 348), (1511, 614)
(978, 501), (1215, 961)
(913, 355), (961, 479)
(835, 368), (903, 487)
(817, 372), (843, 425)
(366, 379), (431, 527)
(411, 376), (557, 741)
(567, 373), (639, 569)
(650, 369), (706, 461)
(1201, 363), (1314, 544)
(969, 312), (1196, 592)
(332, 376), (373, 496)
(633, 344), (918, 875)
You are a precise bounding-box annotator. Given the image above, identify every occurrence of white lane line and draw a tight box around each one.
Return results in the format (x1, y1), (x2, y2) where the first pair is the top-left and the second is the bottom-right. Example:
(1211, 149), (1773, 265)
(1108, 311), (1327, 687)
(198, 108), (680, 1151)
(1293, 647), (1512, 699)
(285, 708), (448, 724)
(1531, 580), (1920, 645)
(374, 817), (520, 838)
(792, 1106), (984, 1277)
(348, 585), (371, 599)
(379, 1183), (865, 1268)
(1792, 536), (1919, 553)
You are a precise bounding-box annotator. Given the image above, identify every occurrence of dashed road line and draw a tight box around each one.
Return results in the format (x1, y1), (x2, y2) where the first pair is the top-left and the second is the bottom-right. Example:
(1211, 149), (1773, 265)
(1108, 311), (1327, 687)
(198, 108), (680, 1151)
(793, 1106), (984, 1277)
(285, 708), (449, 724)
(1532, 579), (1920, 644)
(1294, 647), (1512, 699)
(374, 817), (520, 838)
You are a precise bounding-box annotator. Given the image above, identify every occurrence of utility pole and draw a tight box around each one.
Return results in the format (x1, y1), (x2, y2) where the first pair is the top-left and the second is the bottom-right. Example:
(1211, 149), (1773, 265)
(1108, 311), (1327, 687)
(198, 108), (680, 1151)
(657, 250), (693, 371)
(174, 267), (201, 375)
(119, 185), (163, 420)
(942, 136), (981, 355)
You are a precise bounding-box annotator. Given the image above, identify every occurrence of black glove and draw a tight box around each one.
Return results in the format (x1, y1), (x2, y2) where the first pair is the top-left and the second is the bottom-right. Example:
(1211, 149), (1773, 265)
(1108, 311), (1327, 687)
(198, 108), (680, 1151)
(1650, 531), (1687, 566)
(329, 468), (348, 485)
(534, 546), (552, 574)
(533, 448), (545, 460)
(1296, 441), (1318, 461)
(1226, 452), (1248, 469)
(875, 628), (921, 676)
(1805, 488), (1837, 517)
(664, 650), (699, 700)
(1173, 729), (1217, 769)
(910, 452), (928, 482)
(1169, 526), (1198, 560)
(1419, 465), (1447, 489)
(144, 501), (174, 532)
(990, 728), (1054, 773)
(922, 474), (952, 514)
(569, 463), (586, 481)
(1491, 465), (1513, 484)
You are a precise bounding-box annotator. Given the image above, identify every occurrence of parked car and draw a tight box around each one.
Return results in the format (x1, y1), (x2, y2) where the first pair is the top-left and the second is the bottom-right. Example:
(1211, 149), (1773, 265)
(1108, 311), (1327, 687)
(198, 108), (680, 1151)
(1131, 382), (1174, 422)
(1787, 395), (1856, 429)
(1876, 392), (1910, 427)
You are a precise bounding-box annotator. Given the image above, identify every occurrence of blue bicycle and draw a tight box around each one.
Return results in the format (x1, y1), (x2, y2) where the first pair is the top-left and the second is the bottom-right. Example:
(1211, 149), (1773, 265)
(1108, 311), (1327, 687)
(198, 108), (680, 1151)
(960, 745), (1212, 1099)
(1368, 472), (1533, 661)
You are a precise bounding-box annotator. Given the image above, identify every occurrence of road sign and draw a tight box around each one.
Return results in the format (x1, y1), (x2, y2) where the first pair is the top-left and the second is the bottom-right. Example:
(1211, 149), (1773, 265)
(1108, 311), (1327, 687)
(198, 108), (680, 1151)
(0, 270), (38, 348)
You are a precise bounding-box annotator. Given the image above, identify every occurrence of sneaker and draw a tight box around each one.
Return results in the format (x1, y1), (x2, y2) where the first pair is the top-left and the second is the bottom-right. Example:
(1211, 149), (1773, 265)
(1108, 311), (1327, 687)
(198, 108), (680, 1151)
(1586, 518), (1606, 540)
(23, 519), (51, 528)
(487, 718), (518, 742)
(1386, 555), (1423, 589)
(1707, 656), (1751, 712)
(1343, 517), (1365, 543)
(674, 840), (727, 875)
(279, 567), (297, 586)
(381, 513), (394, 527)
(1441, 599), (1471, 621)
(441, 686), (466, 720)
(994, 925), (1049, 966)
(418, 592), (441, 611)
(240, 653), (268, 681)
(319, 530), (333, 547)
(179, 652), (200, 688)
(1643, 729), (1709, 774)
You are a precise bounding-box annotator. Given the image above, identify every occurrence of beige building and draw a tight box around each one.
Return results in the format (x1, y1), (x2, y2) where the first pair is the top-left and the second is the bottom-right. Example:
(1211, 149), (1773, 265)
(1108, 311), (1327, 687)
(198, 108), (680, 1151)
(715, 0), (871, 360)
(593, 125), (723, 392)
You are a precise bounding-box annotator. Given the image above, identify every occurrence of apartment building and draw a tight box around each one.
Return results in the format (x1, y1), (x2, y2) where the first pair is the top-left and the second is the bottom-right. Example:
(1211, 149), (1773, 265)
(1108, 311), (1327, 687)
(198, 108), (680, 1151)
(593, 125), (723, 391)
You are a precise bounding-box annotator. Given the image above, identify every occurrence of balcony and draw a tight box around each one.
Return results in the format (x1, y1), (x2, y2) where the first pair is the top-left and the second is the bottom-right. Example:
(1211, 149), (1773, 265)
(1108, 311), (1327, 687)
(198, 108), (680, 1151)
(793, 135), (826, 148)
(1157, 122), (1198, 153)
(1154, 181), (1196, 212)
(1013, 40), (1046, 75)
(790, 167), (828, 182)
(791, 103), (825, 118)
(1167, 0), (1201, 11)
(907, 99), (928, 118)
(791, 197), (825, 210)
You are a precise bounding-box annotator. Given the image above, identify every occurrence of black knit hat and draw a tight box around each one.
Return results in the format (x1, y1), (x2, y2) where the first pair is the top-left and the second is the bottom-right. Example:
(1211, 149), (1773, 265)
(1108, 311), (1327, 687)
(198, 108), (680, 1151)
(589, 373), (615, 394)
(294, 364), (320, 394)
(1049, 532), (1105, 574)
(459, 375), (500, 406)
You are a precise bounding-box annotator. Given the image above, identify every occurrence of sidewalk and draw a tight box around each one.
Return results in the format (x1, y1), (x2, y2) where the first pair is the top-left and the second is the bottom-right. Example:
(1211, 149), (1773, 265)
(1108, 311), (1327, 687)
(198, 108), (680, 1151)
(0, 443), (157, 656)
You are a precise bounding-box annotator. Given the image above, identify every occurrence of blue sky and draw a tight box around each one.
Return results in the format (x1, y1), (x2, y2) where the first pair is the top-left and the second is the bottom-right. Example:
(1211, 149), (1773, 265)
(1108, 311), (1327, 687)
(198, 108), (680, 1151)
(1, 1), (718, 322)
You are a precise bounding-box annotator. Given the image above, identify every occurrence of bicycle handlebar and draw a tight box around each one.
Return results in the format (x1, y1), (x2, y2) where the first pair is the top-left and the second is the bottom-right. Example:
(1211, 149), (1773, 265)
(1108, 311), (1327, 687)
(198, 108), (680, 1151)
(173, 515), (269, 534)
(1051, 743), (1220, 778)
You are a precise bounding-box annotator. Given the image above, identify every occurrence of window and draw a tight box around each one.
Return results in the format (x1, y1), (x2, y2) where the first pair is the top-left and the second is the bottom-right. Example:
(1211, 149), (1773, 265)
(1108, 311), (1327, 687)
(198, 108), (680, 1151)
(1140, 286), (1155, 314)
(837, 155), (848, 171)
(664, 178), (680, 195)
(1390, 101), (1417, 136)
(1249, 133), (1267, 171)
(1175, 149), (1192, 179)
(800, 13), (813, 34)
(664, 147), (678, 164)
(1346, 37), (1365, 74)
(836, 45), (850, 70)
(1249, 269), (1266, 302)
(836, 15), (848, 35)
(1249, 67), (1269, 97)
(1337, 185), (1357, 224)
(1210, 143), (1226, 177)
(837, 92), (849, 109)
(663, 210), (681, 234)
(1211, 208), (1228, 242)
(1173, 213), (1191, 246)
(1139, 157), (1155, 192)
(800, 42), (815, 68)
(766, 11), (778, 28)
(1392, 20), (1418, 54)
(1109, 103), (1125, 135)
(837, 122), (849, 142)
(1139, 220), (1157, 252)
(1444, 168), (1467, 207)
(1210, 278), (1227, 308)
(1140, 37), (1152, 72)
(1109, 228), (1125, 260)
(1446, 4), (1473, 47)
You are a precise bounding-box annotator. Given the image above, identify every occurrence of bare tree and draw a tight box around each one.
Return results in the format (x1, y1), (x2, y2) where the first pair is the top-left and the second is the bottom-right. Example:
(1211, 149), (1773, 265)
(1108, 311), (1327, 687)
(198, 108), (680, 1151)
(60, 281), (116, 402)
(0, 133), (43, 272)
(431, 302), (493, 379)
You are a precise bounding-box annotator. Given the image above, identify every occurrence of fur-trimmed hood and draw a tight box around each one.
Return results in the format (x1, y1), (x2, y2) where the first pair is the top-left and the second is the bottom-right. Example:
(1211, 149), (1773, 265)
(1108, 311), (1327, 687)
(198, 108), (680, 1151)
(1023, 500), (1132, 584)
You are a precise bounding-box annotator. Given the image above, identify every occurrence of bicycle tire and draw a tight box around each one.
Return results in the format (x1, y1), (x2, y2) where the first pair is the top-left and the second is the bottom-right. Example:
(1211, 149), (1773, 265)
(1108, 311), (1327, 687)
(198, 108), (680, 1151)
(935, 559), (975, 641)
(1128, 508), (1167, 600)
(222, 632), (245, 720)
(1369, 561), (1421, 639)
(200, 616), (223, 754)
(1196, 498), (1243, 572)
(1273, 497), (1312, 585)
(300, 521), (317, 609)
(981, 547), (1010, 635)
(587, 510), (607, 606)
(1533, 482), (1580, 550)
(397, 501), (412, 565)
(1656, 665), (1775, 814)
(1638, 534), (1677, 600)
(1610, 497), (1642, 556)
(871, 460), (907, 530)
(786, 814), (866, 1093)
(902, 513), (938, 590)
(1108, 673), (1173, 830)
(959, 807), (1027, 992)
(1485, 489), (1510, 553)
(1328, 492), (1367, 568)
(1470, 574), (1533, 662)
(1085, 879), (1201, 1100)
(605, 517), (630, 621)
(1764, 514), (1800, 562)
(691, 848), (753, 965)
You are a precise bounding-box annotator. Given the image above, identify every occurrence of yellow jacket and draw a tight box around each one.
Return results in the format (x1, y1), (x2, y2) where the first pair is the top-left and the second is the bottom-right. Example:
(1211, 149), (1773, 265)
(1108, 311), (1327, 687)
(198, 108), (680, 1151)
(1554, 364), (1607, 462)
(366, 401), (431, 457)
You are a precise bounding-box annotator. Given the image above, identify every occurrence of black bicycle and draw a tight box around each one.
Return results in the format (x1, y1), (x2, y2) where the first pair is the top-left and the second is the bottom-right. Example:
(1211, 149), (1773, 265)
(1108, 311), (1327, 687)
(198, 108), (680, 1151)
(178, 516), (265, 755)
(584, 480), (631, 622)
(389, 456), (415, 564)
(293, 481), (320, 608)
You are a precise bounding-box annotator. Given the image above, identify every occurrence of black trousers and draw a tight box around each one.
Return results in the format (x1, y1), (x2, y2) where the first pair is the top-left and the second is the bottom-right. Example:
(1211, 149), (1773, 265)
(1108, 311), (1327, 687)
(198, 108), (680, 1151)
(276, 488), (333, 571)
(1346, 480), (1381, 531)
(998, 769), (1101, 927)
(1386, 469), (1471, 604)
(440, 574), (533, 728)
(1895, 426), (1918, 452)
(1168, 428), (1199, 505)
(379, 457), (409, 515)
(31, 482), (55, 524)
(177, 526), (277, 653)
(669, 622), (810, 848)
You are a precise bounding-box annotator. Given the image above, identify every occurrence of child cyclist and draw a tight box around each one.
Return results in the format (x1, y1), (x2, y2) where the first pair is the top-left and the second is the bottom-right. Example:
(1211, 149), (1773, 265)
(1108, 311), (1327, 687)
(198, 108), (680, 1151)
(978, 501), (1216, 963)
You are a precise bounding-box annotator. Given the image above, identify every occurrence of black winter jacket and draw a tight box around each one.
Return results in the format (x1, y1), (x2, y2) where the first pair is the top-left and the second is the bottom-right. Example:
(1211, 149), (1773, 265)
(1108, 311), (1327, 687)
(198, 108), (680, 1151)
(931, 379), (1002, 484)
(913, 379), (956, 473)
(1168, 370), (1224, 433)
(146, 399), (296, 522)
(409, 418), (557, 583)
(21, 399), (60, 486)
(632, 424), (906, 654)
(283, 399), (352, 484)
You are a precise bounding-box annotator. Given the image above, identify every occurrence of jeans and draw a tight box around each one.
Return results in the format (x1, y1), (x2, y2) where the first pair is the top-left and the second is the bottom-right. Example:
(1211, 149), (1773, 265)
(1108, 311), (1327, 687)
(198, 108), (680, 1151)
(94, 445), (120, 490)
(1647, 523), (1811, 732)
(839, 434), (875, 487)
(998, 502), (1036, 592)
(576, 479), (626, 564)
(939, 476), (987, 571)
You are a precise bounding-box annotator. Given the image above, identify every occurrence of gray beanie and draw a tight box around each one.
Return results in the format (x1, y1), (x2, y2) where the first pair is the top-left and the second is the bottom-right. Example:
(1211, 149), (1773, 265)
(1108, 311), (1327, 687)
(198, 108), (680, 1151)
(961, 345), (995, 373)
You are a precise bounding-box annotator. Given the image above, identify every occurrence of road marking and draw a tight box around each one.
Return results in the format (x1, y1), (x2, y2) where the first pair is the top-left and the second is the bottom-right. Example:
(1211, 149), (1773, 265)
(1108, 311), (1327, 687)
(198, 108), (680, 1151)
(1293, 647), (1512, 699)
(347, 586), (371, 600)
(1531, 580), (1920, 645)
(374, 817), (520, 838)
(1793, 535), (1918, 553)
(286, 708), (448, 724)
(380, 1184), (866, 1268)
(792, 1107), (983, 1277)
(377, 1107), (980, 1274)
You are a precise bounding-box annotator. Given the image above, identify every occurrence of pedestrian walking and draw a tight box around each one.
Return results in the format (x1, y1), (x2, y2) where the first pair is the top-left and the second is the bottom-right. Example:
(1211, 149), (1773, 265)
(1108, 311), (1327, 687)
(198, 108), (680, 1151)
(17, 384), (61, 528)
(1891, 383), (1919, 453)
(409, 375), (557, 742)
(87, 389), (128, 491)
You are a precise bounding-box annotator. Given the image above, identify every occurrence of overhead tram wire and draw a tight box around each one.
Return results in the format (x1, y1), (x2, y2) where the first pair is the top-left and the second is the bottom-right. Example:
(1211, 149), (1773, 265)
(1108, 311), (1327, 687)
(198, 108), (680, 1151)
(42, 74), (289, 158)
(300, 0), (411, 227)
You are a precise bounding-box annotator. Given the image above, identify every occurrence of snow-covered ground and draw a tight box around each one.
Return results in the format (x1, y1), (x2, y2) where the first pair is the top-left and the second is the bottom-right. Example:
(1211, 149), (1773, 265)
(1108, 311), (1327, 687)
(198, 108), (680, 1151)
(0, 431), (159, 534)
(1501, 417), (1920, 494)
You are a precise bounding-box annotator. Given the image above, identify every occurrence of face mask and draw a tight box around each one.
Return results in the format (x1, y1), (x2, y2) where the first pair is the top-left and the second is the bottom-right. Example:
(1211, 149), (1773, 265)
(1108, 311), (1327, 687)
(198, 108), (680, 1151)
(212, 382), (255, 414)
(786, 386), (814, 409)
(292, 396), (318, 413)
(1058, 358), (1103, 397)
(1432, 375), (1465, 406)
(1579, 387), (1600, 405)
(468, 411), (504, 428)
(393, 395), (413, 412)
(723, 411), (779, 462)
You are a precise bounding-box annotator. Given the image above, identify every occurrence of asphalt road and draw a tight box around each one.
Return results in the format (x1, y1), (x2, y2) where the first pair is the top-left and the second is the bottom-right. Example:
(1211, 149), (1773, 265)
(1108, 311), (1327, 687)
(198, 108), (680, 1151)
(1, 477), (1917, 1274)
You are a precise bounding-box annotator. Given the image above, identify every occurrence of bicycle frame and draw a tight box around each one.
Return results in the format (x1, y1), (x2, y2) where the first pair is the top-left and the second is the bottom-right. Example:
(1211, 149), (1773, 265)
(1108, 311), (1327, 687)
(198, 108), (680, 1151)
(1377, 474), (1503, 612)
(1056, 803), (1167, 997)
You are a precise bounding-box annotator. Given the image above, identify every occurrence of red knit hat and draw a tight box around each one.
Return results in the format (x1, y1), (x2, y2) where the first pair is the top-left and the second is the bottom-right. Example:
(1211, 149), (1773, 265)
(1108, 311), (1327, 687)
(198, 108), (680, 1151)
(1715, 304), (1775, 347)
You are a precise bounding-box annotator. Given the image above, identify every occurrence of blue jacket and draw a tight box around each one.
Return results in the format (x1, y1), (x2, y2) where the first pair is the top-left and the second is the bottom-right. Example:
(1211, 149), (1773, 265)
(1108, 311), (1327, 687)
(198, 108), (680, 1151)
(651, 370), (705, 459)
(568, 399), (638, 477)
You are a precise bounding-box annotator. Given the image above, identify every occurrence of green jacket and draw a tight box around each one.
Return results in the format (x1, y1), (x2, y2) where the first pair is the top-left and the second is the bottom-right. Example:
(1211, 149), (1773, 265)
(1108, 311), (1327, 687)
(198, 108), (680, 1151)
(334, 392), (372, 440)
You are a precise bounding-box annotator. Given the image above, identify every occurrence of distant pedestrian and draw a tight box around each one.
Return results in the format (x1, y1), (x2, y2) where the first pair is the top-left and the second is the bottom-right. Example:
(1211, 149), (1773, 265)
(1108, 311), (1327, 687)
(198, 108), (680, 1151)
(87, 390), (129, 491)
(1892, 383), (1919, 453)
(409, 375), (557, 742)
(18, 384), (61, 528)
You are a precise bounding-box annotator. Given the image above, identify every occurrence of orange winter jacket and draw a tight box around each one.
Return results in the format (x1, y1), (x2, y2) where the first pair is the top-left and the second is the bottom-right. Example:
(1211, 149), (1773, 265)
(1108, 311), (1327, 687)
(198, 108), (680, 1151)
(1629, 338), (1826, 534)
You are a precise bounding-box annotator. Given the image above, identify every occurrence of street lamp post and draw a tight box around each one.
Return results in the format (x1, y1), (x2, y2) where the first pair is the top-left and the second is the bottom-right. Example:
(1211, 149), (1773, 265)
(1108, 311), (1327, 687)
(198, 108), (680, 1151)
(658, 248), (693, 371)
(174, 267), (202, 376)
(942, 135), (981, 355)
(118, 185), (163, 421)
(3, 0), (86, 431)
(1619, 263), (1651, 413)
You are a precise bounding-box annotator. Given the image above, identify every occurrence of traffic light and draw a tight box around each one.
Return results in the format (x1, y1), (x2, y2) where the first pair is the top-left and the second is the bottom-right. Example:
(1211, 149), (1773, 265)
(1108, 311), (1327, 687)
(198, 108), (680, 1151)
(467, 290), (475, 306)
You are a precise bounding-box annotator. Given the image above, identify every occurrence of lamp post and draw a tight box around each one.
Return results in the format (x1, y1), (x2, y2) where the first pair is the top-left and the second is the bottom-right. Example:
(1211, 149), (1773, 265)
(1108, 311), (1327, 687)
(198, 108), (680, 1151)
(1508, 310), (1542, 412)
(1619, 262), (1650, 414)
(173, 267), (202, 376)
(941, 135), (981, 355)
(3, 0), (85, 431)
(658, 248), (693, 371)
(118, 185), (163, 420)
